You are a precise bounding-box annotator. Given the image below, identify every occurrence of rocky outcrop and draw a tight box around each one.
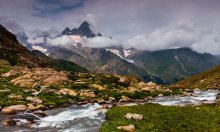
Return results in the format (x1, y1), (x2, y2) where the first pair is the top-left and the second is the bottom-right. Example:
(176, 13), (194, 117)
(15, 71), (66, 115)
(9, 68), (68, 88)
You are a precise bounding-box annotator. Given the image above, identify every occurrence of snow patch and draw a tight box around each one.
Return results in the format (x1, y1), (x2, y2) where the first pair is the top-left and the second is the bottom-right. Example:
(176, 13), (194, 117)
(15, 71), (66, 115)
(106, 49), (134, 63)
(32, 45), (47, 53)
(123, 49), (132, 57)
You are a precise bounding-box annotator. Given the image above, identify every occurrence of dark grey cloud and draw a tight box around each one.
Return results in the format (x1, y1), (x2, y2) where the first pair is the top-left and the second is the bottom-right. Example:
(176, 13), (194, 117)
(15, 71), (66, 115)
(32, 0), (87, 17)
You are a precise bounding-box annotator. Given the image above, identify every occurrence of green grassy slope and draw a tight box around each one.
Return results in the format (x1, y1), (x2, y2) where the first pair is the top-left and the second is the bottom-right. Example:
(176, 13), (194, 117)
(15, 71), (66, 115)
(173, 64), (220, 89)
(100, 104), (220, 132)
(130, 48), (219, 84)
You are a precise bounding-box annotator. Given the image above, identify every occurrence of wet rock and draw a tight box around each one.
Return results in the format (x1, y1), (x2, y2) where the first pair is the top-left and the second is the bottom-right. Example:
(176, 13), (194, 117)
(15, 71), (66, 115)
(2, 105), (27, 114)
(125, 113), (143, 120)
(8, 94), (23, 100)
(194, 88), (200, 91)
(158, 94), (164, 97)
(183, 91), (191, 96)
(26, 97), (43, 104)
(119, 96), (131, 102)
(202, 100), (216, 105)
(95, 98), (105, 103)
(117, 125), (135, 132)
(27, 103), (46, 111)
(2, 118), (16, 126)
(97, 105), (109, 110)
(33, 110), (47, 117)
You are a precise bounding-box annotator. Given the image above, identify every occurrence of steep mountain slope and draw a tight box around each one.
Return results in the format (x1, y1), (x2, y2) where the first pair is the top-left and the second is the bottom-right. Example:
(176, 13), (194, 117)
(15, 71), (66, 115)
(173, 64), (220, 89)
(49, 47), (163, 83)
(0, 24), (46, 66)
(0, 24), (88, 73)
(31, 50), (88, 73)
(128, 48), (219, 84)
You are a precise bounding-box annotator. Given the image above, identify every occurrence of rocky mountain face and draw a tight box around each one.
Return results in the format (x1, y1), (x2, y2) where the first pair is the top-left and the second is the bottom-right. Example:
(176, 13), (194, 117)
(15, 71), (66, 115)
(62, 21), (102, 37)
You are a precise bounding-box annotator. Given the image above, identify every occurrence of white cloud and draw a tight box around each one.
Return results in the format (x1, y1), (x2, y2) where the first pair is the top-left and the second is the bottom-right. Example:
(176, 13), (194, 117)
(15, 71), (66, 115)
(125, 20), (220, 54)
(47, 35), (73, 46)
(85, 36), (121, 48)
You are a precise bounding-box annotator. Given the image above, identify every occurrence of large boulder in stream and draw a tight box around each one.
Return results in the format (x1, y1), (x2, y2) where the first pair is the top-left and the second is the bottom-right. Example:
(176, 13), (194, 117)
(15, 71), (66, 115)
(2, 105), (27, 114)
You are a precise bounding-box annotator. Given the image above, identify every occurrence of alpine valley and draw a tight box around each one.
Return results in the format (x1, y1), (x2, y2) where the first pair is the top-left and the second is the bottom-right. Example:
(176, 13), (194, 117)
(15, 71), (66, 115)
(16, 21), (220, 84)
(3, 0), (220, 131)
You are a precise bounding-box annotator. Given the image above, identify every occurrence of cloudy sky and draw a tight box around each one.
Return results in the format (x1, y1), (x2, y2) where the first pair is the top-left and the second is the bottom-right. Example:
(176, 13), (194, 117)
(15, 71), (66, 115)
(1, 0), (220, 54)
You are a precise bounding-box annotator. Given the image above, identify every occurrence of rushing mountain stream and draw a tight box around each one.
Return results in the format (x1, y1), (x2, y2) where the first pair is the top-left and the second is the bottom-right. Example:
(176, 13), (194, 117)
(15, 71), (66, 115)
(0, 89), (219, 132)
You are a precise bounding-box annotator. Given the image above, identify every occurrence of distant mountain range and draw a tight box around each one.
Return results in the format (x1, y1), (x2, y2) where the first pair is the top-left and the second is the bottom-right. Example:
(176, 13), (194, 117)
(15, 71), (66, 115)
(15, 21), (220, 84)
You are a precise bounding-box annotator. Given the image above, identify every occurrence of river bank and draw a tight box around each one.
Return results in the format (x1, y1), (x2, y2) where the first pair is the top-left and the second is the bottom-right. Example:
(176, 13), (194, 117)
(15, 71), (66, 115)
(0, 89), (219, 132)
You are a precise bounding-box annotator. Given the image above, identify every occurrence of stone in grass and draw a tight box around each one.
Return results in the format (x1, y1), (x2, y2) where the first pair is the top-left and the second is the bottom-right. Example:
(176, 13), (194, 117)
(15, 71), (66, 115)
(119, 96), (131, 102)
(26, 97), (43, 104)
(8, 94), (23, 100)
(117, 125), (135, 132)
(125, 113), (143, 120)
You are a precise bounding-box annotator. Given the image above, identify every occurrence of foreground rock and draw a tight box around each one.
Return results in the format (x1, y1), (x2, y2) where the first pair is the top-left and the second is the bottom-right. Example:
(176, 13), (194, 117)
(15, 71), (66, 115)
(119, 96), (131, 102)
(117, 125), (135, 132)
(2, 118), (17, 126)
(125, 113), (143, 120)
(2, 105), (27, 114)
(80, 91), (96, 97)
